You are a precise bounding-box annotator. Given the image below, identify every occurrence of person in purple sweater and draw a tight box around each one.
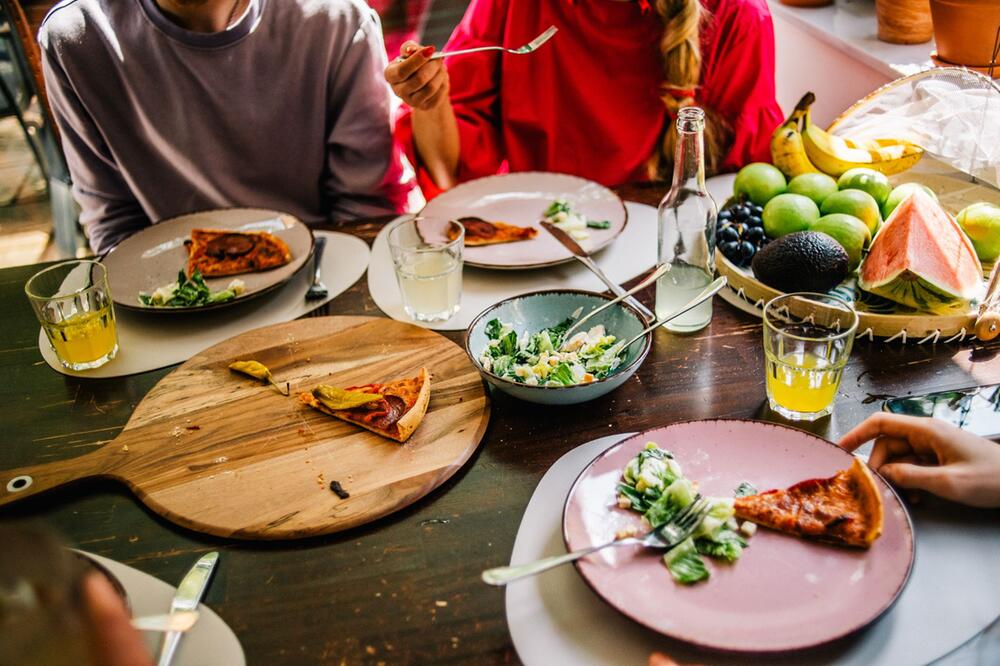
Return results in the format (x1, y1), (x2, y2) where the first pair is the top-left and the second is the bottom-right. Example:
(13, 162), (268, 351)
(39, 0), (409, 254)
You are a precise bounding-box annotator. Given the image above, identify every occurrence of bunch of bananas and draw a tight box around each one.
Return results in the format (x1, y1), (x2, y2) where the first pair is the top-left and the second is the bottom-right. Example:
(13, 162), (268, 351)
(770, 92), (923, 179)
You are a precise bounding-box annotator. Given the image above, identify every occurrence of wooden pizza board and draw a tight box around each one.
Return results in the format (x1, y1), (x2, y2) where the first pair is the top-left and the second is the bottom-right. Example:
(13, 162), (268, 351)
(0, 317), (490, 539)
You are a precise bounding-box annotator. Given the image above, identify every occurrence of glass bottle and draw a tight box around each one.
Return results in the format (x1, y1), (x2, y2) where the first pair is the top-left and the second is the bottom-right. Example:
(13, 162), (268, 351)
(655, 106), (718, 333)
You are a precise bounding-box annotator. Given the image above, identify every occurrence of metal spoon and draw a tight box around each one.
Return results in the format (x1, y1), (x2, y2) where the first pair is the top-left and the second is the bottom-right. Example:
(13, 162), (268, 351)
(615, 276), (728, 352)
(561, 263), (671, 342)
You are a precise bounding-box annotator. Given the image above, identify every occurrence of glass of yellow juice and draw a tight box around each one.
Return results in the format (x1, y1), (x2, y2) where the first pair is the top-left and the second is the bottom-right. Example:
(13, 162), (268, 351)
(25, 260), (119, 371)
(388, 217), (463, 322)
(763, 292), (858, 421)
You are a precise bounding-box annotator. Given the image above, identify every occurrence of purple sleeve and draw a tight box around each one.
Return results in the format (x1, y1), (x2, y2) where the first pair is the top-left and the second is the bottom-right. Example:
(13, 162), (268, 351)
(323, 8), (407, 219)
(39, 39), (149, 255)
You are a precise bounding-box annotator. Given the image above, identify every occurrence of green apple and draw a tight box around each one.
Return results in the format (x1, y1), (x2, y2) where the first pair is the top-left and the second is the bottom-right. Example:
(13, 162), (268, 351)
(957, 202), (1000, 262)
(883, 183), (936, 219)
(838, 168), (892, 206)
(787, 173), (838, 207)
(734, 163), (787, 207)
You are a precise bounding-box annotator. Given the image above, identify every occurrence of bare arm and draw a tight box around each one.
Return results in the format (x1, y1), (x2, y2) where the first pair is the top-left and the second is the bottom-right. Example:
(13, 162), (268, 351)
(385, 42), (460, 190)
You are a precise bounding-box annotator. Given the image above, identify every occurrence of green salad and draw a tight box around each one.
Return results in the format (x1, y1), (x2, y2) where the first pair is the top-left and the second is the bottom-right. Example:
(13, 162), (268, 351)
(478, 318), (624, 386)
(617, 443), (757, 584)
(542, 200), (612, 241)
(139, 270), (246, 307)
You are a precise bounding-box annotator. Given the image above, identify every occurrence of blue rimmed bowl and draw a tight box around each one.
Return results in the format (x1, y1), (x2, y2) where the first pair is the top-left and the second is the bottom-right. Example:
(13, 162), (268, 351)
(464, 290), (652, 405)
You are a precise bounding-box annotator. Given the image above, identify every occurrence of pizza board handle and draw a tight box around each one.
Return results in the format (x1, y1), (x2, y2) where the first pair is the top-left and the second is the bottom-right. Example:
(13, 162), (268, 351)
(0, 443), (120, 508)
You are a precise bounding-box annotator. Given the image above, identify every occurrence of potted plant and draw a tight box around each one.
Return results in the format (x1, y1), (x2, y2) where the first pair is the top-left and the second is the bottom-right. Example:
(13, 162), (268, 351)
(876, 0), (933, 45)
(930, 0), (1000, 68)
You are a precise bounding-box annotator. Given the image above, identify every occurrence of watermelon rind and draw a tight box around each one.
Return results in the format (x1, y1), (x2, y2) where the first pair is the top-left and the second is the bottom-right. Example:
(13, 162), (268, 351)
(862, 269), (973, 314)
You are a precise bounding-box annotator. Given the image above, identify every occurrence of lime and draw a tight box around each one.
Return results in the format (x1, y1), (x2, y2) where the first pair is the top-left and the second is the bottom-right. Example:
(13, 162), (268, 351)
(882, 183), (936, 219)
(787, 173), (838, 207)
(734, 163), (787, 207)
(837, 168), (892, 206)
(762, 193), (821, 238)
(810, 214), (870, 271)
(957, 202), (1000, 262)
(820, 189), (882, 237)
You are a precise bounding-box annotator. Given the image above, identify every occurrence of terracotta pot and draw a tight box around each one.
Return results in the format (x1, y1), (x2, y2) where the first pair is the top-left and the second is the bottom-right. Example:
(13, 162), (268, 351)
(930, 0), (1000, 67)
(778, 0), (833, 7)
(877, 0), (933, 45)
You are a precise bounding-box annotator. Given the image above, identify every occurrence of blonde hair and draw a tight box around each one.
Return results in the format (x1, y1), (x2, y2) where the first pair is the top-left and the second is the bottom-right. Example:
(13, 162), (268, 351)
(649, 0), (732, 180)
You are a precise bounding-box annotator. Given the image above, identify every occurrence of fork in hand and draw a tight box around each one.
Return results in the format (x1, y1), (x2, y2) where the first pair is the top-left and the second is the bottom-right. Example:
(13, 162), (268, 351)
(396, 26), (558, 62)
(481, 495), (711, 586)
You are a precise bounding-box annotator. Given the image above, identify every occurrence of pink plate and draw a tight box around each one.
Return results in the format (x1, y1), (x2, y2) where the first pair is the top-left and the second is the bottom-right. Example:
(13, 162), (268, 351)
(419, 172), (628, 270)
(562, 420), (914, 654)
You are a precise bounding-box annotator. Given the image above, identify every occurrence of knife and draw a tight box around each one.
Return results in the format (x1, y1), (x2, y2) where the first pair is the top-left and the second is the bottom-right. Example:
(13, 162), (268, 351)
(540, 221), (655, 322)
(132, 611), (200, 633)
(156, 552), (219, 666)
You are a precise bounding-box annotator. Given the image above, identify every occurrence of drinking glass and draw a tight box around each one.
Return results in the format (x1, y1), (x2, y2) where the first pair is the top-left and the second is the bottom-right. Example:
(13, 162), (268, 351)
(25, 260), (119, 370)
(388, 218), (463, 322)
(763, 292), (858, 421)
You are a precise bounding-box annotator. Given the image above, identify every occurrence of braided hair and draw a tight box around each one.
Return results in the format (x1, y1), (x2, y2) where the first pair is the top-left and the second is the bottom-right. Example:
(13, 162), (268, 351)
(648, 0), (732, 180)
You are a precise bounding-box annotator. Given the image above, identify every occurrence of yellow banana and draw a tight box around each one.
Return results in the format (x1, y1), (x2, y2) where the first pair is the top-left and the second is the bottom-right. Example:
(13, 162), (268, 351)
(801, 110), (923, 177)
(770, 93), (820, 179)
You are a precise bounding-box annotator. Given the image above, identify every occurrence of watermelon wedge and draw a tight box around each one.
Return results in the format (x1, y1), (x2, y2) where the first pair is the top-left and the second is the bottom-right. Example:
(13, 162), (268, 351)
(859, 190), (983, 314)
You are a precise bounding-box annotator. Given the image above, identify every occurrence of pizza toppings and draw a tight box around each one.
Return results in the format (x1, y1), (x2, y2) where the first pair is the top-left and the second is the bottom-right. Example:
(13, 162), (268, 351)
(229, 360), (289, 395)
(187, 228), (292, 277)
(205, 233), (256, 259)
(450, 217), (538, 246)
(300, 369), (431, 443)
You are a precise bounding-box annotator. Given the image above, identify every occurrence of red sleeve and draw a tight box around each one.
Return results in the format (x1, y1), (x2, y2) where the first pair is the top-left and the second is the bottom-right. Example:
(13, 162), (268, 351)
(394, 0), (509, 198)
(698, 0), (783, 173)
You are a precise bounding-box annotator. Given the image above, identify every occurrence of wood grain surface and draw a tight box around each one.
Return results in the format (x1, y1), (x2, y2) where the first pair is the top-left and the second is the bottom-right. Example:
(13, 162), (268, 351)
(0, 317), (490, 539)
(3, 184), (1000, 664)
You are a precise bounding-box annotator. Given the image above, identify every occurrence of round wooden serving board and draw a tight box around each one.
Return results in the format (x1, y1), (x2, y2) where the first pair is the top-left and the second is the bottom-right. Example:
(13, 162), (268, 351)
(0, 317), (490, 539)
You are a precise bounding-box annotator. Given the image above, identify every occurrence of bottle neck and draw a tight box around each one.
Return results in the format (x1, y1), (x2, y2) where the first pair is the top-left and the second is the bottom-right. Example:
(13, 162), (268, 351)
(671, 125), (706, 192)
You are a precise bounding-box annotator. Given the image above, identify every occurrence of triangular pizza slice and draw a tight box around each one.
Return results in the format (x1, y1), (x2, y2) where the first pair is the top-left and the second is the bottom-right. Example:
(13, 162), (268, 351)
(449, 217), (538, 246)
(734, 458), (884, 548)
(300, 368), (431, 443)
(186, 228), (292, 277)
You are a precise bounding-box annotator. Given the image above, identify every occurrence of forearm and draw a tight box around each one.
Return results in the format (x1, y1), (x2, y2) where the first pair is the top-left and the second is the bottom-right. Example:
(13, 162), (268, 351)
(412, 99), (460, 190)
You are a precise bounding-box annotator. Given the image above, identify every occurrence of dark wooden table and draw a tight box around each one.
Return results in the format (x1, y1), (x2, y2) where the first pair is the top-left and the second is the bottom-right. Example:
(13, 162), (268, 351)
(3, 184), (1000, 664)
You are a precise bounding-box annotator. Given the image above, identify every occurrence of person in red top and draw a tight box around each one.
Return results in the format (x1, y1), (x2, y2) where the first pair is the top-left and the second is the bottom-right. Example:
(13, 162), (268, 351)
(385, 0), (783, 197)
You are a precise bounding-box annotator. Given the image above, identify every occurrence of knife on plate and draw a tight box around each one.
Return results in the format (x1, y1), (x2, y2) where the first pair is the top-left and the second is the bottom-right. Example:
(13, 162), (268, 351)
(540, 221), (655, 322)
(156, 552), (219, 666)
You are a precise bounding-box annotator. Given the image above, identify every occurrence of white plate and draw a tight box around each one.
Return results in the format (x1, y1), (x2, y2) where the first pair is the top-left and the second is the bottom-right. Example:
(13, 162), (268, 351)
(420, 173), (628, 270)
(77, 551), (244, 666)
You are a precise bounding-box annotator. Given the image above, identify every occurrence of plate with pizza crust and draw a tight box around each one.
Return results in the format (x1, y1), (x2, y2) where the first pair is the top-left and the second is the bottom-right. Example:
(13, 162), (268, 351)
(563, 419), (915, 654)
(103, 208), (314, 313)
(419, 172), (628, 270)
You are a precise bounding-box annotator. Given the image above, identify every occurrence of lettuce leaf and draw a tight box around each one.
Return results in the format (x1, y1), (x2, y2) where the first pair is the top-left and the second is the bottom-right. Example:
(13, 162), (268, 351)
(663, 537), (709, 584)
(695, 529), (747, 563)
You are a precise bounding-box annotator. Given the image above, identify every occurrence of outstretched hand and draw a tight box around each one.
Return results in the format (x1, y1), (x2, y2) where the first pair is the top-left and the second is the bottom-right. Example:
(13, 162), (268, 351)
(839, 412), (1000, 508)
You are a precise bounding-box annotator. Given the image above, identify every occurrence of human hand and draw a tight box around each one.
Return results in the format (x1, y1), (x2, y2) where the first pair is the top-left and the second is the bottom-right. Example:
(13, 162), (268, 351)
(81, 572), (152, 666)
(839, 412), (1000, 508)
(384, 41), (450, 111)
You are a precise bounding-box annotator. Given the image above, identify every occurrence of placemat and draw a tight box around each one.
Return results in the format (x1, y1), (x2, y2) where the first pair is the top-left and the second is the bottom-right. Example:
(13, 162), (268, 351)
(506, 433), (1000, 665)
(77, 550), (244, 666)
(39, 231), (369, 378)
(368, 203), (659, 331)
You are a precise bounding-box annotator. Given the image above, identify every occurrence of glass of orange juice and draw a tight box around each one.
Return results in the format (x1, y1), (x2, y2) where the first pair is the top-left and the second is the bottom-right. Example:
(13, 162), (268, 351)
(763, 292), (858, 421)
(25, 260), (119, 370)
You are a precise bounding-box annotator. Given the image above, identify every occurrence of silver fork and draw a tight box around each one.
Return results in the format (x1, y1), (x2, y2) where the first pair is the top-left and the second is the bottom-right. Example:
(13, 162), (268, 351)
(428, 25), (557, 61)
(306, 235), (328, 300)
(481, 495), (711, 586)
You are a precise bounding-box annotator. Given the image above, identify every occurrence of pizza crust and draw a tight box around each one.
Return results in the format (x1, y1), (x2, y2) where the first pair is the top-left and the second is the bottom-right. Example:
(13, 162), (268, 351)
(848, 458), (884, 546)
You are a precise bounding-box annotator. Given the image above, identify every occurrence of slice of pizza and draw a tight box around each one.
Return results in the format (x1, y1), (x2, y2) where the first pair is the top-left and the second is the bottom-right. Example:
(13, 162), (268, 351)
(186, 229), (292, 277)
(299, 368), (431, 443)
(448, 216), (538, 246)
(734, 458), (884, 548)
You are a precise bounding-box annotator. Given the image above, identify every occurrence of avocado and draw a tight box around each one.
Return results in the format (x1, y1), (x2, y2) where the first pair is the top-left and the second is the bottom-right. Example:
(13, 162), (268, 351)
(751, 231), (849, 294)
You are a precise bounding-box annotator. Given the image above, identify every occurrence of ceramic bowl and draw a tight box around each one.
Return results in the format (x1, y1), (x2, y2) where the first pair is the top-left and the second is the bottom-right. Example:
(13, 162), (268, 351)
(464, 290), (651, 405)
